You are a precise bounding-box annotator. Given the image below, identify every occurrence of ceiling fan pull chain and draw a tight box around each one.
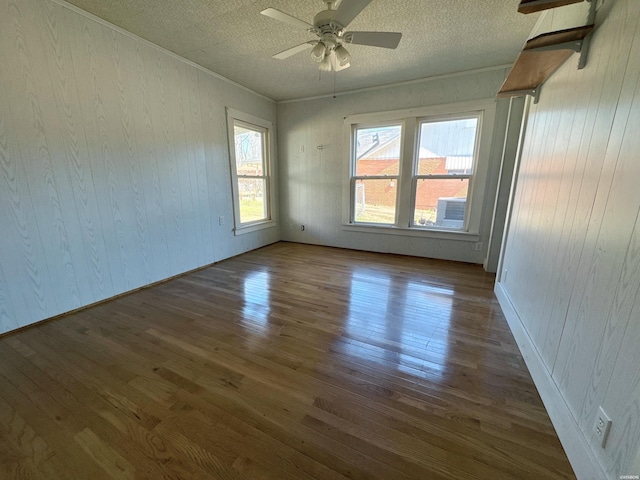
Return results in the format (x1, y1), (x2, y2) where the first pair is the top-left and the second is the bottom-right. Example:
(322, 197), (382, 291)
(333, 71), (337, 99)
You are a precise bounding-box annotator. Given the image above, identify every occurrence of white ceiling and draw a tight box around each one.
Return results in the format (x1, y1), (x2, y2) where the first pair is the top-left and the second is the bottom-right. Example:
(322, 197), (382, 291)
(64, 0), (540, 101)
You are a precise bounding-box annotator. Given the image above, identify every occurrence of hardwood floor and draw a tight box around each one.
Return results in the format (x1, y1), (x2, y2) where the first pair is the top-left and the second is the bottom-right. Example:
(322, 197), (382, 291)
(0, 242), (575, 479)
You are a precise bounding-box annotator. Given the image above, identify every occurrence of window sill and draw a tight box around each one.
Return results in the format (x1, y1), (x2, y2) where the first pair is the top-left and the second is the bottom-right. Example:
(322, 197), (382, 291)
(341, 223), (480, 241)
(234, 220), (277, 236)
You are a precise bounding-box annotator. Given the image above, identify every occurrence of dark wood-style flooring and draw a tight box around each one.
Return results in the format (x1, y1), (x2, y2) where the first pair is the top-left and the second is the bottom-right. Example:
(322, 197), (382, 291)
(0, 242), (575, 479)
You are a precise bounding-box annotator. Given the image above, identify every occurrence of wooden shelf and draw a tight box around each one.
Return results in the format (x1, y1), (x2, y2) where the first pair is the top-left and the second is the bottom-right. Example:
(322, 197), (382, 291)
(518, 0), (585, 14)
(498, 25), (594, 98)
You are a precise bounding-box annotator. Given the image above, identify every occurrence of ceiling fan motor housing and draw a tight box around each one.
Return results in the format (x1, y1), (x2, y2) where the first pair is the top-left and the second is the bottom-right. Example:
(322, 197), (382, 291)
(314, 9), (343, 33)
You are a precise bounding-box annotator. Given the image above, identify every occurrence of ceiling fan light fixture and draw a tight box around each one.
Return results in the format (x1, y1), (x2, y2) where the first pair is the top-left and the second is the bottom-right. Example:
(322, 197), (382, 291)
(310, 42), (326, 62)
(334, 44), (351, 66)
(319, 54), (332, 71)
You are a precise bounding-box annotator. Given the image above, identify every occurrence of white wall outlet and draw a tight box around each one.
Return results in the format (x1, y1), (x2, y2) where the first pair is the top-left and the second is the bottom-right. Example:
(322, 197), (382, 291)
(300, 144), (305, 153)
(473, 242), (483, 251)
(594, 406), (612, 448)
(218, 215), (224, 226)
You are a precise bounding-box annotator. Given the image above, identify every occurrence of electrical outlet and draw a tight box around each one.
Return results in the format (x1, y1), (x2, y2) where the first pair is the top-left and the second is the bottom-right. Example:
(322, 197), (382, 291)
(594, 406), (612, 448)
(218, 215), (224, 226)
(503, 269), (508, 283)
(473, 242), (483, 252)
(300, 225), (305, 231)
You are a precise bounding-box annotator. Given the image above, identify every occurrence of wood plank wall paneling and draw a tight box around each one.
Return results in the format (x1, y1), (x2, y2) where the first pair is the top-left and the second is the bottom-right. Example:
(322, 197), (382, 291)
(498, 0), (640, 477)
(276, 68), (514, 265)
(0, 0), (279, 334)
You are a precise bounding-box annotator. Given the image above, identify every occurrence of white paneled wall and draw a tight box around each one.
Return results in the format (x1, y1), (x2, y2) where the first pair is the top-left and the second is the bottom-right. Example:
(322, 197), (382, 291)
(497, 0), (640, 477)
(0, 0), (278, 334)
(277, 68), (513, 264)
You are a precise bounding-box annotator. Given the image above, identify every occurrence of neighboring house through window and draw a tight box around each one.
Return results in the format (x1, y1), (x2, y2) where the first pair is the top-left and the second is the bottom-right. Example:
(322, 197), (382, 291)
(353, 124), (402, 225)
(413, 116), (478, 229)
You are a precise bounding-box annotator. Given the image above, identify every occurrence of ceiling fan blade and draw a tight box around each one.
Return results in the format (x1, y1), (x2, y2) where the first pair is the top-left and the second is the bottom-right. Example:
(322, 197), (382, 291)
(273, 42), (313, 60)
(344, 31), (402, 49)
(261, 8), (313, 30)
(333, 0), (372, 28)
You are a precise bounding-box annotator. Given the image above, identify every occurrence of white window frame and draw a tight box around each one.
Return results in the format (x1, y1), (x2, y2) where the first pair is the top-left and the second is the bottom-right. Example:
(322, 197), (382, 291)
(410, 112), (481, 230)
(351, 122), (404, 226)
(226, 108), (277, 235)
(342, 99), (496, 241)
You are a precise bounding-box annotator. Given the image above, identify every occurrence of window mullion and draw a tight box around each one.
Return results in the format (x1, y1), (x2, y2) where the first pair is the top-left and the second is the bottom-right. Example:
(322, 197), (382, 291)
(397, 117), (416, 228)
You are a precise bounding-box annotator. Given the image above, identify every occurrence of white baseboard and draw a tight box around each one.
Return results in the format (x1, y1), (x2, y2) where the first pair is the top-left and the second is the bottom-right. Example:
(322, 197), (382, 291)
(494, 281), (608, 480)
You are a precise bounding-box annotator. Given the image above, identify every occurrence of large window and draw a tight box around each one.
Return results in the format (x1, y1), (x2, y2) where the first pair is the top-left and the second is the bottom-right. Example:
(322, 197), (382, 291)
(345, 101), (495, 237)
(227, 109), (276, 234)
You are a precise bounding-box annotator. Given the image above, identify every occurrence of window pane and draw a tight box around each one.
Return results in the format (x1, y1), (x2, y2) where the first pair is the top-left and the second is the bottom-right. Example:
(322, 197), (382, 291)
(354, 178), (397, 224)
(414, 178), (469, 229)
(234, 124), (264, 175)
(417, 118), (477, 174)
(355, 125), (401, 176)
(239, 178), (267, 223)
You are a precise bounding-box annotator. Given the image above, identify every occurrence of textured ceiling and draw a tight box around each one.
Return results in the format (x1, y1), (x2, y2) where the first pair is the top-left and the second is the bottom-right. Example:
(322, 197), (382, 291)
(64, 0), (540, 101)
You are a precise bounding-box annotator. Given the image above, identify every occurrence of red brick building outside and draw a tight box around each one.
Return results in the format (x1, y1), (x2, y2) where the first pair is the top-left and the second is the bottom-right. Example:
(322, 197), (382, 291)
(356, 158), (468, 210)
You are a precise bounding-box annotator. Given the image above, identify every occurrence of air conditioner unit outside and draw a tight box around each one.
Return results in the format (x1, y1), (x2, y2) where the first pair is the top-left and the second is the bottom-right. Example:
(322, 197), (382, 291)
(435, 197), (466, 229)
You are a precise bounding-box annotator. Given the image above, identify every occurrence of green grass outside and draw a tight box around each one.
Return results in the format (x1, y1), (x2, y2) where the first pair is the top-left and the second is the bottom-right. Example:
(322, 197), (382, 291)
(240, 198), (267, 223)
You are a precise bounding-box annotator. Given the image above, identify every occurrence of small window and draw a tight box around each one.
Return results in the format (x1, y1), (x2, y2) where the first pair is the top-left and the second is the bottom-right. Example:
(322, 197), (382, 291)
(227, 109), (275, 234)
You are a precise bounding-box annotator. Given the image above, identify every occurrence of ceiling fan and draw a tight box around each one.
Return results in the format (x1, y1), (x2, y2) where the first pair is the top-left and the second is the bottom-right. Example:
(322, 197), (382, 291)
(261, 0), (402, 72)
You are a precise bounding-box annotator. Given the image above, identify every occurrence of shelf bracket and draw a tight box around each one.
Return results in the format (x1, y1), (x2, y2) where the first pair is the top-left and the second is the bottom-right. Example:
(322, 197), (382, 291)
(533, 86), (541, 104)
(578, 0), (598, 69)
